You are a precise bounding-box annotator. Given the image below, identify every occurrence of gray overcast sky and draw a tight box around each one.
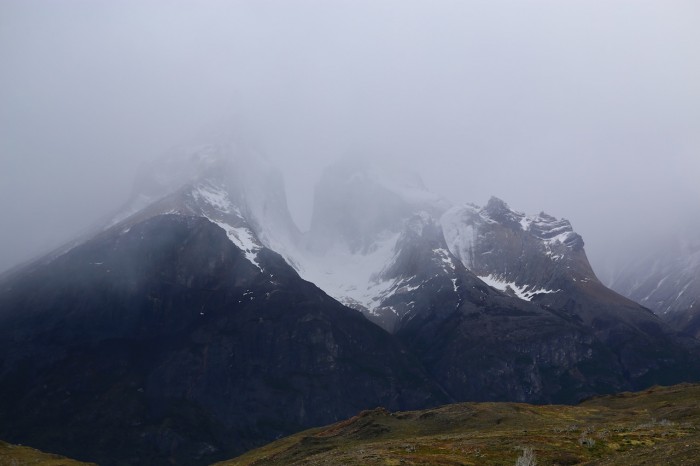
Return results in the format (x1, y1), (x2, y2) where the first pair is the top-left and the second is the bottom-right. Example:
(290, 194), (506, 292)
(1, 0), (699, 278)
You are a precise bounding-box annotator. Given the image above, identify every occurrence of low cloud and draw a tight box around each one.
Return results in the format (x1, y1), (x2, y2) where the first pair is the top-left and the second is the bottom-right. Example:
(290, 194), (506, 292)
(1, 0), (698, 276)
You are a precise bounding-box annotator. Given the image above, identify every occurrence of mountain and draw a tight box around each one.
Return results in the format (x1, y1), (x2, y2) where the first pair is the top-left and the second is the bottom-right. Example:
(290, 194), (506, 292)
(1, 145), (698, 464)
(0, 145), (447, 465)
(292, 161), (699, 402)
(219, 382), (700, 466)
(290, 159), (454, 332)
(441, 196), (590, 299)
(106, 142), (302, 258)
(607, 236), (700, 338)
(439, 197), (698, 390)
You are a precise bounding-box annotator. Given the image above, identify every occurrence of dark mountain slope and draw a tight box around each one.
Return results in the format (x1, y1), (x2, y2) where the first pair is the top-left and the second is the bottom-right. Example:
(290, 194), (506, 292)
(340, 195), (699, 404)
(0, 215), (447, 465)
(667, 308), (700, 340)
(384, 216), (627, 403)
(534, 277), (699, 388)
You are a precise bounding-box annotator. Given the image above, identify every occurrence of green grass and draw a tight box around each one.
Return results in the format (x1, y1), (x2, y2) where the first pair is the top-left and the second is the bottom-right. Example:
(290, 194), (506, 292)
(216, 383), (700, 465)
(0, 441), (95, 466)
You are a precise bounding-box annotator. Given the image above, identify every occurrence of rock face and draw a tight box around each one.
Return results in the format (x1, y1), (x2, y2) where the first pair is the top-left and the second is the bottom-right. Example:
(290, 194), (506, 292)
(1, 146), (698, 465)
(441, 197), (591, 299)
(438, 197), (699, 393)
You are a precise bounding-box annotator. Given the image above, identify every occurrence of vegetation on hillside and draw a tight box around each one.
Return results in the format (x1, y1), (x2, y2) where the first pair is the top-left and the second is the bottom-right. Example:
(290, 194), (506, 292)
(0, 441), (95, 466)
(218, 383), (700, 465)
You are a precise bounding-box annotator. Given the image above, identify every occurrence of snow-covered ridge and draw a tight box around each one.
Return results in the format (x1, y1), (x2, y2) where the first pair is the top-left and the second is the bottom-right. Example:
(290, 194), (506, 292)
(193, 183), (234, 214)
(293, 230), (402, 314)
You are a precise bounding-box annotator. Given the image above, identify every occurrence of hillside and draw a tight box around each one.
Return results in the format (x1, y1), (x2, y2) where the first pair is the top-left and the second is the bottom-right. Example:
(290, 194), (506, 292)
(219, 383), (700, 466)
(0, 441), (94, 466)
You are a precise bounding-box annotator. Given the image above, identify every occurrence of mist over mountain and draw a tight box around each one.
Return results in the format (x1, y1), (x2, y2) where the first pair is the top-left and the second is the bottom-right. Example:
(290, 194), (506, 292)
(603, 221), (700, 339)
(2, 1), (699, 280)
(1, 2), (699, 464)
(2, 142), (698, 464)
(0, 145), (453, 464)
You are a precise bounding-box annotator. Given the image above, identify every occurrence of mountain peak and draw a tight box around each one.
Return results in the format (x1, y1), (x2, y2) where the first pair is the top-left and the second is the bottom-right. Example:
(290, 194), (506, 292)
(102, 141), (301, 271)
(480, 196), (528, 228)
(484, 196), (510, 214)
(442, 198), (595, 297)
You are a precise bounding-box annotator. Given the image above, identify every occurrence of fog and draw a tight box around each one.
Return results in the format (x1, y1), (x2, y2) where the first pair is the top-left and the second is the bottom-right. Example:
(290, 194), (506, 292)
(2, 0), (699, 279)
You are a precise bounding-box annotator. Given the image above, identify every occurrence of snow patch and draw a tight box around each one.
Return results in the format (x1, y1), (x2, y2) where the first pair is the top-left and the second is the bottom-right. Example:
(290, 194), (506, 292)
(543, 230), (573, 247)
(210, 220), (263, 271)
(642, 276), (668, 302)
(291, 231), (409, 315)
(544, 245), (565, 261)
(478, 274), (559, 301)
(193, 183), (234, 214)
(519, 216), (532, 231)
(433, 248), (457, 273)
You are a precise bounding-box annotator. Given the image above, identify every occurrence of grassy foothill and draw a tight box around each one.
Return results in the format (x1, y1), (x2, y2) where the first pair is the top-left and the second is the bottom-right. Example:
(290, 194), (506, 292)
(218, 383), (700, 466)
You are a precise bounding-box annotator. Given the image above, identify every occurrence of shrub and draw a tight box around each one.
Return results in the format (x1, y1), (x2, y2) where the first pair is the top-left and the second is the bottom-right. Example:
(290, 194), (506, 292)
(578, 432), (596, 448)
(515, 447), (537, 466)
